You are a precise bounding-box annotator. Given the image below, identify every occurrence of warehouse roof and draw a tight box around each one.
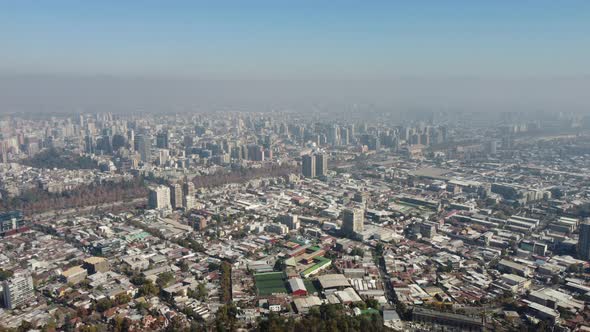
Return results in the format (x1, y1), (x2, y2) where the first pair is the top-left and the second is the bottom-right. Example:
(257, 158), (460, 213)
(317, 274), (350, 289)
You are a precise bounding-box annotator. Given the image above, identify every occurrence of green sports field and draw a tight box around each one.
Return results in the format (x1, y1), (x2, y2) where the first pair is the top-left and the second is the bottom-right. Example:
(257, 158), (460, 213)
(254, 272), (288, 295)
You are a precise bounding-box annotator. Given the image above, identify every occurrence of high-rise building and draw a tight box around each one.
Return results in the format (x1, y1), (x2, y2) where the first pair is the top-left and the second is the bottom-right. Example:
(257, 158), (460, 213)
(342, 208), (364, 235)
(127, 129), (135, 151)
(169, 183), (183, 209)
(579, 221), (590, 261)
(231, 146), (242, 160)
(240, 145), (249, 160)
(302, 154), (316, 178)
(183, 135), (194, 148)
(328, 125), (340, 146)
(158, 149), (170, 165)
(341, 128), (350, 145)
(135, 134), (151, 163)
(279, 214), (300, 230)
(487, 140), (498, 155)
(0, 211), (24, 236)
(247, 144), (264, 161)
(148, 185), (171, 210)
(315, 153), (328, 177)
(419, 221), (437, 239)
(84, 135), (95, 154)
(2, 272), (34, 309)
(156, 131), (170, 149)
(353, 192), (368, 205)
(183, 182), (196, 210)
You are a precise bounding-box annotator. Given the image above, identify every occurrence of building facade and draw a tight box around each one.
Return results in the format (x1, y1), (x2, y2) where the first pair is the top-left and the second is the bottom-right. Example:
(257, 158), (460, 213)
(2, 272), (34, 309)
(148, 185), (171, 210)
(342, 208), (364, 235)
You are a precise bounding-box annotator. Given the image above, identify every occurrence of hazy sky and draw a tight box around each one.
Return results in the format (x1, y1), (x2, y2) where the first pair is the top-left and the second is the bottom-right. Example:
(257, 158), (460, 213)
(0, 1), (589, 112)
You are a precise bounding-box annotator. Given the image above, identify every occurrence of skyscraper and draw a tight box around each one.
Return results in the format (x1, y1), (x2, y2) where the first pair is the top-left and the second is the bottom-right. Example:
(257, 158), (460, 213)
(315, 153), (328, 177)
(342, 208), (364, 235)
(579, 221), (590, 261)
(247, 144), (264, 161)
(156, 130), (170, 149)
(341, 127), (350, 145)
(183, 181), (196, 210)
(135, 134), (151, 162)
(148, 185), (171, 210)
(169, 183), (183, 209)
(302, 154), (316, 178)
(279, 214), (300, 230)
(158, 149), (170, 165)
(328, 125), (340, 146)
(2, 272), (34, 309)
(84, 135), (95, 154)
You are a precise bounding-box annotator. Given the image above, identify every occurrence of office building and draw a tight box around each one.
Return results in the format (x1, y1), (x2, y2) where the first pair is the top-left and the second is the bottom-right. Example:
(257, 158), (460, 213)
(579, 221), (590, 261)
(135, 134), (152, 162)
(419, 221), (437, 239)
(302, 154), (316, 178)
(342, 208), (364, 235)
(182, 181), (196, 210)
(0, 211), (24, 236)
(341, 128), (350, 145)
(328, 125), (340, 146)
(279, 214), (300, 230)
(315, 153), (328, 177)
(2, 272), (34, 309)
(247, 144), (264, 161)
(156, 130), (170, 149)
(169, 183), (183, 209)
(148, 185), (171, 210)
(84, 135), (95, 154)
(158, 149), (170, 165)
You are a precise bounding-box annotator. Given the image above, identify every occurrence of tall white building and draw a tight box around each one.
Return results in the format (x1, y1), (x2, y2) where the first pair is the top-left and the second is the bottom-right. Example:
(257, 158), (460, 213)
(158, 149), (170, 166)
(148, 185), (171, 210)
(342, 208), (364, 235)
(183, 182), (196, 210)
(2, 272), (34, 309)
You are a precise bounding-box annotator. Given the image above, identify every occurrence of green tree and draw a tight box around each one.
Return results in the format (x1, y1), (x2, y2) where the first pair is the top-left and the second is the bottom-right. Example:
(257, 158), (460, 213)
(139, 280), (159, 296)
(115, 293), (132, 305)
(17, 320), (33, 332)
(0, 269), (13, 281)
(273, 259), (285, 272)
(156, 272), (175, 288)
(178, 260), (190, 272)
(96, 298), (114, 312)
(350, 247), (364, 256)
(197, 282), (208, 301)
(374, 243), (384, 257)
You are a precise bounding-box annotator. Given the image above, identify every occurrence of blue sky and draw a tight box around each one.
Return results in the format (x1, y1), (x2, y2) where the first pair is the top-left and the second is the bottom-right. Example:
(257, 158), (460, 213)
(1, 1), (589, 79)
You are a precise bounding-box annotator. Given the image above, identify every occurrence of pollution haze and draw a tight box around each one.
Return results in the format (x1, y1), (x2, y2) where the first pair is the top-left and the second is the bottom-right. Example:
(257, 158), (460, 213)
(0, 1), (589, 113)
(0, 75), (589, 114)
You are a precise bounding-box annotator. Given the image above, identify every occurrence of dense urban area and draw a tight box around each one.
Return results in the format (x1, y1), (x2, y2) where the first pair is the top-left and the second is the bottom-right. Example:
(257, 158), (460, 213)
(1, 111), (590, 332)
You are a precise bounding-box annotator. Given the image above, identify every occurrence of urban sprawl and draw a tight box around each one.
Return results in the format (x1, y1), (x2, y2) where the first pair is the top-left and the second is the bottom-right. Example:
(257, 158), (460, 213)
(1, 111), (590, 331)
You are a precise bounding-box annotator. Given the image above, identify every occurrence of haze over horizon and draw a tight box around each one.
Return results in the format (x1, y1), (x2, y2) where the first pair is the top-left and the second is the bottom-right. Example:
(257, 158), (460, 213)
(1, 1), (589, 113)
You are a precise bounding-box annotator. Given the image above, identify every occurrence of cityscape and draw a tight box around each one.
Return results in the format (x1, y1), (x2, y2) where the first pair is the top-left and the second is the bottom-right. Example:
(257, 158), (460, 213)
(1, 2), (590, 332)
(1, 111), (590, 331)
